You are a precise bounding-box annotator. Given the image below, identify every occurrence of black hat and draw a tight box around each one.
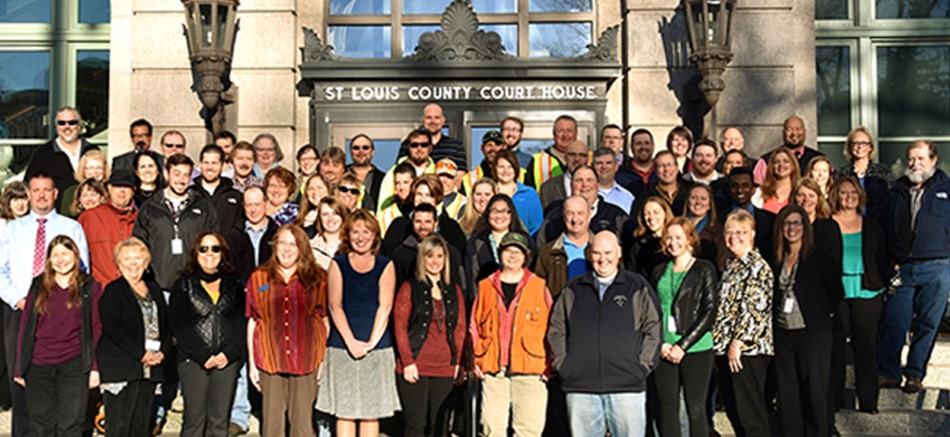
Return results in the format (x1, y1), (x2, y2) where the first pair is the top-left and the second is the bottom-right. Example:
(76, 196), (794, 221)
(108, 169), (137, 188)
(482, 130), (505, 146)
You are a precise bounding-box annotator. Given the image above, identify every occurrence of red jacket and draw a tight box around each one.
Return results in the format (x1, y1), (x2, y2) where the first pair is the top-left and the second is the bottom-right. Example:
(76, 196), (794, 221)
(78, 202), (137, 285)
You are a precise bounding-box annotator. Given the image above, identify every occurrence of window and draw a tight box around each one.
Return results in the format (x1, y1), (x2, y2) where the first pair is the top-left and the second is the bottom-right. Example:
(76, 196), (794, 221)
(326, 0), (594, 58)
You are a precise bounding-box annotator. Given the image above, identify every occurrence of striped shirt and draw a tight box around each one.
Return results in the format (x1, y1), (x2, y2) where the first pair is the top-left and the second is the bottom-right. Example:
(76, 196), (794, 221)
(246, 269), (327, 375)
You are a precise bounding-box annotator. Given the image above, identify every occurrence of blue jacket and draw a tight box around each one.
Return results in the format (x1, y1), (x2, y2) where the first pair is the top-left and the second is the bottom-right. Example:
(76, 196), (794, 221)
(885, 169), (950, 264)
(512, 182), (544, 236)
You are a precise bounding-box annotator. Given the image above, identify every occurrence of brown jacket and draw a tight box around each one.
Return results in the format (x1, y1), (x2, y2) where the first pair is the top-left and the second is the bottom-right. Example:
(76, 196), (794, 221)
(534, 231), (591, 298)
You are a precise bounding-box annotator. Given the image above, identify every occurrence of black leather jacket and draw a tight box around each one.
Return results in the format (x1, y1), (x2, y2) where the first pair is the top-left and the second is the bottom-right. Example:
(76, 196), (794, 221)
(649, 258), (719, 351)
(168, 273), (246, 364)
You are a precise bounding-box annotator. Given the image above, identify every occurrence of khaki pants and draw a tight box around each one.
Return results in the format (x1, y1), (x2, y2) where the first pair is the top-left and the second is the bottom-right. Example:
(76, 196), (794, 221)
(260, 370), (319, 437)
(480, 372), (547, 437)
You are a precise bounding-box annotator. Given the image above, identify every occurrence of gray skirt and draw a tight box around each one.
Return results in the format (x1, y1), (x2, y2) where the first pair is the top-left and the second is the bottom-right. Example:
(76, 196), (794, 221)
(316, 346), (401, 419)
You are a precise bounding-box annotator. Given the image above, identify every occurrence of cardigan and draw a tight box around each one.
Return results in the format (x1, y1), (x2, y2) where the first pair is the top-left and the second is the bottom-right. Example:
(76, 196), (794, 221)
(97, 277), (171, 383)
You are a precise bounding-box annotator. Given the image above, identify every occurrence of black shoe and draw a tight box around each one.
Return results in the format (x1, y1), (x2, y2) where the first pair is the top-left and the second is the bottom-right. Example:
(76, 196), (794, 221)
(902, 375), (924, 393)
(878, 375), (902, 388)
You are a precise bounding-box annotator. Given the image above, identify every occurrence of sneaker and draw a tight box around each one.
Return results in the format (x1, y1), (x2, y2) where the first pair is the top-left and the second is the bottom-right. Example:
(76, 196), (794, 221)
(902, 375), (924, 393)
(878, 375), (902, 388)
(229, 422), (249, 436)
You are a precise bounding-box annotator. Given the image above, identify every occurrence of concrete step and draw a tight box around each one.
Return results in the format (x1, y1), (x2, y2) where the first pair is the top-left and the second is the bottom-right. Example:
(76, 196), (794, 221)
(834, 408), (950, 436)
(840, 387), (950, 411)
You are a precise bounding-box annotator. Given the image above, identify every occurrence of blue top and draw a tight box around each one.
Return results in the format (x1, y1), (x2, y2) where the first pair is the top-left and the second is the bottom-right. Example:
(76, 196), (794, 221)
(327, 254), (393, 350)
(511, 182), (544, 236)
(563, 234), (589, 281)
(841, 232), (883, 299)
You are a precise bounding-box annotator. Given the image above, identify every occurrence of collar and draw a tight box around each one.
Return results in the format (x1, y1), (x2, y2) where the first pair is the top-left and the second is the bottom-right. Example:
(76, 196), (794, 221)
(562, 232), (589, 250)
(27, 209), (58, 222)
(245, 220), (267, 234)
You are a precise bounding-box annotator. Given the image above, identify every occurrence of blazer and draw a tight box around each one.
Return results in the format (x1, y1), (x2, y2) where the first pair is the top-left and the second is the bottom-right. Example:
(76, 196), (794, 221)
(772, 248), (844, 333)
(649, 258), (719, 351)
(97, 277), (171, 383)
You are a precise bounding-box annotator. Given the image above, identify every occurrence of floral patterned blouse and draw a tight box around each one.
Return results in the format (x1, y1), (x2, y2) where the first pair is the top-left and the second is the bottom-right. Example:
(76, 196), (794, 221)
(713, 248), (774, 357)
(271, 202), (299, 226)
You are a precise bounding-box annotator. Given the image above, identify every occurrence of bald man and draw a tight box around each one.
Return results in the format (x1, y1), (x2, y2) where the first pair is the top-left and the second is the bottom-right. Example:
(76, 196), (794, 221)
(752, 116), (824, 184)
(397, 103), (467, 171)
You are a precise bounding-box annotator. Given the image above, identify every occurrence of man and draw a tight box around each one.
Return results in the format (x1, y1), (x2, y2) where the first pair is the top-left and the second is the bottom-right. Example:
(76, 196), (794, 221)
(437, 159), (466, 219)
(378, 129), (436, 215)
(25, 106), (99, 210)
(711, 149), (750, 202)
(160, 130), (188, 157)
(112, 118), (164, 173)
(715, 166), (775, 264)
(534, 195), (592, 298)
(390, 203), (465, 287)
(197, 144), (243, 232)
(632, 151), (691, 217)
(502, 116), (532, 169)
(377, 163), (418, 233)
(600, 124), (625, 163)
(683, 139), (723, 185)
(540, 140), (590, 210)
(319, 146), (346, 187)
(463, 129), (506, 194)
(215, 130), (238, 179)
(230, 141), (263, 193)
(538, 166), (628, 247)
(548, 230), (661, 437)
(0, 173), (89, 437)
(398, 103), (467, 170)
(753, 115), (823, 184)
(526, 115), (577, 190)
(721, 126), (745, 154)
(346, 133), (386, 212)
(223, 185), (277, 435)
(78, 169), (138, 285)
(619, 128), (658, 197)
(877, 140), (950, 393)
(593, 147), (635, 214)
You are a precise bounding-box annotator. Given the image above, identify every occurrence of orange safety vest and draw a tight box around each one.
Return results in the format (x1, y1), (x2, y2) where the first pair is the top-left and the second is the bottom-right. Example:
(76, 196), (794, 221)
(472, 271), (549, 375)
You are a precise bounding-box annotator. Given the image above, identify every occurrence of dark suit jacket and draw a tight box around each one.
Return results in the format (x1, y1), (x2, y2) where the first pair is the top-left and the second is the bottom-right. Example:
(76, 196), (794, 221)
(773, 248), (844, 333)
(97, 277), (171, 383)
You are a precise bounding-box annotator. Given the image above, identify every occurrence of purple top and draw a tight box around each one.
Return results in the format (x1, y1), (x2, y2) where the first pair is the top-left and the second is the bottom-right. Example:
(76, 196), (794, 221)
(18, 282), (102, 369)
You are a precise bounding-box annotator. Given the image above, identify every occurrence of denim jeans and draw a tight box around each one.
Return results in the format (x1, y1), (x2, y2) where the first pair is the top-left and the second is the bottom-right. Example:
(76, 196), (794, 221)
(229, 364), (251, 428)
(877, 258), (950, 380)
(566, 391), (646, 437)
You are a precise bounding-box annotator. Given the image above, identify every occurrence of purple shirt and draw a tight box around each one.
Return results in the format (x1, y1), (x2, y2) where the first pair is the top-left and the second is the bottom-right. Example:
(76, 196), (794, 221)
(19, 282), (101, 369)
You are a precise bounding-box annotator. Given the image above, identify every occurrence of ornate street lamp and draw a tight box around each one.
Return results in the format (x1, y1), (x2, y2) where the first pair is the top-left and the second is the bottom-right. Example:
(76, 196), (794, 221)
(683, 0), (736, 109)
(182, 0), (239, 134)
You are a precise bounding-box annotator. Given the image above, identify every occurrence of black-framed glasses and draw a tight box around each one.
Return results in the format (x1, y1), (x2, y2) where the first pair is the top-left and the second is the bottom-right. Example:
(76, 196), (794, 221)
(164, 143), (185, 149)
(409, 142), (431, 149)
(57, 120), (80, 126)
(338, 186), (359, 195)
(199, 245), (221, 254)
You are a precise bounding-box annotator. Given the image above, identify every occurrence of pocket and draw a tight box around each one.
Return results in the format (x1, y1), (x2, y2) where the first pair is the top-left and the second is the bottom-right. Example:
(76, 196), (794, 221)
(521, 336), (546, 358)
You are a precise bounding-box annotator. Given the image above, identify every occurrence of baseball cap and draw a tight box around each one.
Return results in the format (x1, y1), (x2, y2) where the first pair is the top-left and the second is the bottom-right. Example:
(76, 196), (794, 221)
(482, 130), (505, 146)
(498, 231), (530, 254)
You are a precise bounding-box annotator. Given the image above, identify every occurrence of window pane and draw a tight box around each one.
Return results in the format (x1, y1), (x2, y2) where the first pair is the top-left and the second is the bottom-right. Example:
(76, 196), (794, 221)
(816, 46), (852, 136)
(817, 141), (848, 169)
(481, 24), (517, 54)
(875, 0), (949, 19)
(403, 25), (440, 56)
(80, 0), (110, 23)
(404, 1), (451, 14)
(877, 46), (949, 137)
(329, 25), (391, 58)
(0, 0), (50, 22)
(0, 51), (50, 140)
(330, 0), (390, 15)
(473, 0), (517, 14)
(879, 141), (949, 174)
(529, 22), (591, 58)
(76, 51), (109, 141)
(816, 0), (849, 19)
(529, 0), (592, 12)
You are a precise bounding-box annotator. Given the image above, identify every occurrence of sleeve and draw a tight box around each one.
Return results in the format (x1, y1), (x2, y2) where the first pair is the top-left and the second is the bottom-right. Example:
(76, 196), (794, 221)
(245, 272), (262, 320)
(376, 170), (396, 216)
(99, 284), (146, 362)
(167, 278), (214, 364)
(392, 282), (415, 367)
(131, 211), (150, 249)
(753, 158), (768, 185)
(13, 285), (35, 378)
(677, 264), (719, 351)
(222, 278), (247, 362)
(72, 221), (90, 274)
(453, 285), (467, 365)
(636, 283), (662, 372)
(0, 225), (19, 308)
(817, 250), (845, 313)
(523, 192), (544, 236)
(735, 262), (773, 345)
(546, 287), (571, 372)
(91, 282), (103, 371)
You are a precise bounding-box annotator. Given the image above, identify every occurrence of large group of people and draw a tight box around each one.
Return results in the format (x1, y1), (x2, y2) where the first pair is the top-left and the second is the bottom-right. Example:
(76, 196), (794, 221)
(0, 102), (946, 437)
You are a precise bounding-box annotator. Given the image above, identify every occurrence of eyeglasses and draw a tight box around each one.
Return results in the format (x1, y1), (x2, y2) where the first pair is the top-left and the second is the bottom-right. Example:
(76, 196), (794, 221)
(409, 142), (431, 149)
(351, 145), (372, 151)
(57, 120), (80, 126)
(338, 186), (359, 195)
(783, 221), (804, 228)
(851, 141), (872, 148)
(164, 143), (185, 149)
(199, 245), (221, 254)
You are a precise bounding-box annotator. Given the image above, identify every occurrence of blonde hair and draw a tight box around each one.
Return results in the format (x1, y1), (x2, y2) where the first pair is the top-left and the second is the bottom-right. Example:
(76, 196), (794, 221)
(113, 237), (152, 268)
(460, 178), (496, 235)
(791, 177), (830, 219)
(74, 149), (110, 183)
(416, 235), (452, 283)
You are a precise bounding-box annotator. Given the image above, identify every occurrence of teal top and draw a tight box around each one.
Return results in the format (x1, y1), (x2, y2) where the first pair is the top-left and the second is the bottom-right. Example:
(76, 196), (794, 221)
(657, 262), (714, 353)
(841, 232), (883, 299)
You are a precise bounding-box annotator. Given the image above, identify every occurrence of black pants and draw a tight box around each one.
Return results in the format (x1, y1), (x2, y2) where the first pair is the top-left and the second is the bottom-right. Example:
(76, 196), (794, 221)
(396, 375), (455, 437)
(653, 350), (713, 437)
(178, 359), (240, 437)
(775, 327), (832, 437)
(104, 380), (156, 437)
(717, 354), (770, 437)
(830, 296), (883, 413)
(543, 377), (570, 437)
(4, 304), (29, 436)
(24, 355), (88, 437)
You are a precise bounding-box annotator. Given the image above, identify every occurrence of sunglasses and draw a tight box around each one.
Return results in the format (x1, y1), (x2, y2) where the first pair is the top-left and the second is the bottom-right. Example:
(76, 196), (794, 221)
(199, 245), (221, 254)
(164, 143), (186, 149)
(408, 142), (430, 149)
(57, 120), (80, 126)
(338, 186), (359, 195)
(351, 145), (372, 151)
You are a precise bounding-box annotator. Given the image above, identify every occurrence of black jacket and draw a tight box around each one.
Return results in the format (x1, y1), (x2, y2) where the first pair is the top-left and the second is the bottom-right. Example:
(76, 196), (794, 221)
(625, 234), (668, 279)
(649, 259), (718, 351)
(772, 248), (844, 333)
(347, 164), (386, 213)
(884, 170), (950, 263)
(401, 278), (463, 365)
(97, 277), (171, 383)
(168, 273), (246, 364)
(17, 276), (98, 377)
(24, 138), (98, 210)
(196, 177), (243, 233)
(381, 212), (467, 258)
(225, 218), (278, 283)
(631, 179), (693, 217)
(391, 234), (466, 290)
(855, 217), (889, 292)
(538, 197), (629, 247)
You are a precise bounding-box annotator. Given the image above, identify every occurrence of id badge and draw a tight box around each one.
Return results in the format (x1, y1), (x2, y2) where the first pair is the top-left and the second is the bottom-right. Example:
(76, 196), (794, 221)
(145, 339), (161, 352)
(668, 316), (677, 333)
(783, 298), (794, 314)
(171, 238), (183, 255)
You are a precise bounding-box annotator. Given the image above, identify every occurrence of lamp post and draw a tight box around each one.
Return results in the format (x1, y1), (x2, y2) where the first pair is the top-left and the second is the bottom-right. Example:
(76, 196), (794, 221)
(182, 0), (239, 136)
(683, 0), (736, 137)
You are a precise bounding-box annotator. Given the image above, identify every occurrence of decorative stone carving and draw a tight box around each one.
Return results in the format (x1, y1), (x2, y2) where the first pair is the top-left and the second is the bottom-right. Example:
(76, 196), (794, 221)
(578, 25), (620, 62)
(407, 1), (513, 62)
(301, 27), (340, 62)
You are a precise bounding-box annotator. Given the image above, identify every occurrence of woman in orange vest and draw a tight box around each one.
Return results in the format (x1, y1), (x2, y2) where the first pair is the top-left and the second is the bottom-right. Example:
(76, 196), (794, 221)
(470, 231), (552, 437)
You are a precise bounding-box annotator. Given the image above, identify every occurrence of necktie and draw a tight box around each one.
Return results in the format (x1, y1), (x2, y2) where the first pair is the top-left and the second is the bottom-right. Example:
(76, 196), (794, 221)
(33, 218), (47, 277)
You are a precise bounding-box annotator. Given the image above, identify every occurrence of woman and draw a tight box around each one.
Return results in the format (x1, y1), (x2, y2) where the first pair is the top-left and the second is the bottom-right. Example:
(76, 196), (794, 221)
(834, 127), (892, 222)
(68, 179), (107, 217)
(317, 210), (401, 437)
(251, 133), (284, 179)
(470, 231), (551, 436)
(295, 145), (321, 198)
(713, 209), (773, 437)
(308, 196), (347, 270)
(247, 224), (328, 437)
(98, 237), (170, 437)
(459, 178), (496, 236)
(491, 151), (542, 236)
(297, 174), (334, 228)
(0, 181), (29, 227)
(60, 149), (109, 217)
(772, 205), (843, 437)
(667, 126), (693, 173)
(829, 177), (888, 415)
(338, 173), (364, 213)
(381, 175), (467, 258)
(393, 235), (466, 437)
(626, 196), (673, 278)
(168, 232), (246, 437)
(134, 152), (163, 208)
(806, 156), (834, 199)
(14, 235), (101, 436)
(684, 184), (720, 264)
(264, 167), (299, 225)
(752, 148), (800, 214)
(649, 218), (718, 437)
(792, 178), (842, 262)
(463, 194), (535, 299)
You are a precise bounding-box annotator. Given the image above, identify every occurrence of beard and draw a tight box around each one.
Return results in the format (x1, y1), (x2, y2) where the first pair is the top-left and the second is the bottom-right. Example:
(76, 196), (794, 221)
(905, 166), (936, 185)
